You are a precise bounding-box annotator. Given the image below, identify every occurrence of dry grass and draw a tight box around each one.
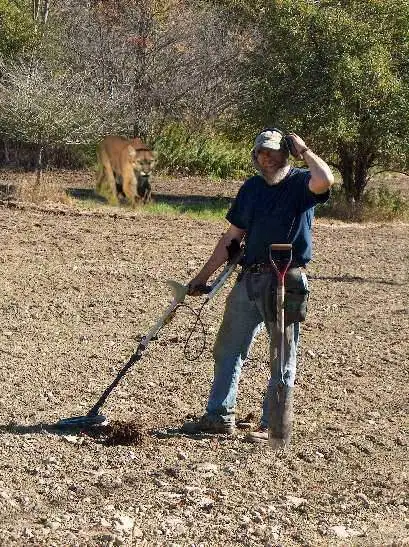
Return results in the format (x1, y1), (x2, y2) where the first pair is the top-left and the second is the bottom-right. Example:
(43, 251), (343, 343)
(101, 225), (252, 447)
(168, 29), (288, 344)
(14, 172), (72, 205)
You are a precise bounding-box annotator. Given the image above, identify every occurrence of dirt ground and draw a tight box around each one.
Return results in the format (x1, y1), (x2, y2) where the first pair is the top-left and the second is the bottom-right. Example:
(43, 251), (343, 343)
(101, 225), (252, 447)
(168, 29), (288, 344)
(0, 170), (407, 546)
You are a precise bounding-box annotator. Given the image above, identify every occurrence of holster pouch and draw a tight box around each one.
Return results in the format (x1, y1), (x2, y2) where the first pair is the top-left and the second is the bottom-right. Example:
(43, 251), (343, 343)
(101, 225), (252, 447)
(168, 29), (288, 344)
(284, 287), (309, 325)
(283, 268), (309, 325)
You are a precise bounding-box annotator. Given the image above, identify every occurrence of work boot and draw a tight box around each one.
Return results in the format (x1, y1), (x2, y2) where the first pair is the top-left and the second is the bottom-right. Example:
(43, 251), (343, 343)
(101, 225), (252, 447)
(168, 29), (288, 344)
(180, 414), (235, 435)
(267, 386), (294, 449)
(243, 427), (268, 444)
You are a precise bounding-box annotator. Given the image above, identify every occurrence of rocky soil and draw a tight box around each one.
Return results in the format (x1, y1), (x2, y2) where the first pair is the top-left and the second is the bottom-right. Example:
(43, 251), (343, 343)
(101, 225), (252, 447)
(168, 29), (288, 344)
(0, 170), (407, 546)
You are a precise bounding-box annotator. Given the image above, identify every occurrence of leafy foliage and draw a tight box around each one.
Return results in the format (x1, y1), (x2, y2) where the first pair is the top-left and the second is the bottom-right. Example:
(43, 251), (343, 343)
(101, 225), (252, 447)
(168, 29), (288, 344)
(0, 0), (36, 57)
(237, 0), (409, 202)
(153, 123), (251, 179)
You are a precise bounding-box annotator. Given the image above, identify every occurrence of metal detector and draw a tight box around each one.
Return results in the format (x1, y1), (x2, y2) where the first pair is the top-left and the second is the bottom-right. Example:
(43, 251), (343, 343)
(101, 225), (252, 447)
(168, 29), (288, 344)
(56, 246), (244, 429)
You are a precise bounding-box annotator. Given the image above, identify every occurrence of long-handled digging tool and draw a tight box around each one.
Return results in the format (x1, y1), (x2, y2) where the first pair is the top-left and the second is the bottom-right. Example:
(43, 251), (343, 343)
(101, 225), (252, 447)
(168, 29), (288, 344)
(56, 242), (244, 430)
(267, 243), (294, 449)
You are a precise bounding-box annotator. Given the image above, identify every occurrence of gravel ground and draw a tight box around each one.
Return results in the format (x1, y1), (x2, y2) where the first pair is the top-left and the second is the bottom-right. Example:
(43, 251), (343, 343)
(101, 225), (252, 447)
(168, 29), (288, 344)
(0, 171), (407, 546)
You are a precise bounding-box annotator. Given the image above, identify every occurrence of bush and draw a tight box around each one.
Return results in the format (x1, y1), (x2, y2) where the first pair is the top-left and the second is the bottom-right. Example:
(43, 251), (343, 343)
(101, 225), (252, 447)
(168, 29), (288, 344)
(0, 139), (96, 170)
(153, 123), (251, 179)
(317, 183), (409, 221)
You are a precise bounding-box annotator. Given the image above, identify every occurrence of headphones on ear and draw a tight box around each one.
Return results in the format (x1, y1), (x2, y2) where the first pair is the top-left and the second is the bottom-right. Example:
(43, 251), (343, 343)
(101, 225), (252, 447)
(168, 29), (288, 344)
(261, 127), (298, 157)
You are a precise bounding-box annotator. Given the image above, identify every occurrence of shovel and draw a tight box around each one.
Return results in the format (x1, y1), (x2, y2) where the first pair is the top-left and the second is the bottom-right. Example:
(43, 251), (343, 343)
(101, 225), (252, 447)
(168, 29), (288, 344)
(267, 243), (293, 448)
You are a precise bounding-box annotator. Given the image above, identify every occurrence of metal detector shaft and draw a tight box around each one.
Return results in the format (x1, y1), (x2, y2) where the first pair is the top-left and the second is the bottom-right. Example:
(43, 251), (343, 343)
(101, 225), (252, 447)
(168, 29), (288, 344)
(86, 250), (243, 418)
(87, 285), (187, 417)
(57, 248), (245, 427)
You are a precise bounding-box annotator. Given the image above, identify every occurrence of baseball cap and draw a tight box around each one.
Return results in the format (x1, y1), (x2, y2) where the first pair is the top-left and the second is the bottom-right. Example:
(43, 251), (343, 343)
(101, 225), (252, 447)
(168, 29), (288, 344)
(253, 129), (284, 153)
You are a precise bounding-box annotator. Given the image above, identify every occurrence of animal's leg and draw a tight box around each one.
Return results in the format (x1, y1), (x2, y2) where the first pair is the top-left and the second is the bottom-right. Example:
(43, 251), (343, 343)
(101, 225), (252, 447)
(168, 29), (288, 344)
(122, 171), (139, 207)
(115, 174), (126, 201)
(96, 149), (118, 204)
(95, 146), (107, 193)
(104, 164), (118, 204)
(143, 187), (151, 204)
(137, 174), (151, 204)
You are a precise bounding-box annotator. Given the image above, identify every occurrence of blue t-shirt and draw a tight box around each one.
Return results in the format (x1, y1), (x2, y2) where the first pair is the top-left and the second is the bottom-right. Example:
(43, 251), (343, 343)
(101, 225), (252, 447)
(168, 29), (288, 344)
(226, 168), (329, 266)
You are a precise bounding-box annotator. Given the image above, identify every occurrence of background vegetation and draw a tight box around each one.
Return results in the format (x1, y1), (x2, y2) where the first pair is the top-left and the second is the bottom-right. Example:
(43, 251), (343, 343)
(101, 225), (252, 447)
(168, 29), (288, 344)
(0, 0), (408, 219)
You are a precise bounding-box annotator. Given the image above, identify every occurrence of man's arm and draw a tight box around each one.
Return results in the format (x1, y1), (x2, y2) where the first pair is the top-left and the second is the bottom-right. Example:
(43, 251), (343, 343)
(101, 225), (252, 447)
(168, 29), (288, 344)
(288, 133), (334, 195)
(188, 224), (246, 295)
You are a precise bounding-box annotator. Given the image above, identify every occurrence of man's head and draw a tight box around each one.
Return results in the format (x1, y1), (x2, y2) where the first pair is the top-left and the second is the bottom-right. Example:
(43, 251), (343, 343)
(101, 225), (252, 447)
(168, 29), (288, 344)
(252, 128), (289, 174)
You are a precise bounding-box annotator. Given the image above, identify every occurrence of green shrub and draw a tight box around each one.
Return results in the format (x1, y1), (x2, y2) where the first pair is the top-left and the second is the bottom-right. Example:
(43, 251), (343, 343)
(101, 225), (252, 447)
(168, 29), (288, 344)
(317, 183), (409, 221)
(153, 123), (251, 179)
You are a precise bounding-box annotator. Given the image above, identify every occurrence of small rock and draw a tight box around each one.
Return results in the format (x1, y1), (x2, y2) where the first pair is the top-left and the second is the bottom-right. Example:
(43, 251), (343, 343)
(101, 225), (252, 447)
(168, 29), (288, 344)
(113, 514), (135, 535)
(183, 486), (203, 494)
(22, 528), (33, 538)
(133, 527), (144, 538)
(153, 478), (169, 488)
(61, 434), (80, 444)
(253, 524), (267, 537)
(162, 516), (188, 537)
(252, 512), (264, 524)
(195, 462), (218, 474)
(286, 495), (307, 508)
(176, 450), (188, 461)
(356, 492), (371, 507)
(330, 525), (362, 539)
(307, 349), (316, 358)
(198, 497), (214, 510)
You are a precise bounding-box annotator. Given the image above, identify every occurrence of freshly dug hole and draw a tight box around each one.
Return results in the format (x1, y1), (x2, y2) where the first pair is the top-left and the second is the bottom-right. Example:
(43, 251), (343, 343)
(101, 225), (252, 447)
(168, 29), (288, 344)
(103, 419), (144, 446)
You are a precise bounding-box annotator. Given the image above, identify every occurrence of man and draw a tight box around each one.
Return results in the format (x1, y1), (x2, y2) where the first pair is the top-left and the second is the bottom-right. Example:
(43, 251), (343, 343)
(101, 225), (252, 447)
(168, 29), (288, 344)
(183, 128), (334, 446)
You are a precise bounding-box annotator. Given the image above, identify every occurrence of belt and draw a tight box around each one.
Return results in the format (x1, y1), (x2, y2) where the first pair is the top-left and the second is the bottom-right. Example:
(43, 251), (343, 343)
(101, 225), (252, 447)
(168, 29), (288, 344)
(244, 262), (305, 273)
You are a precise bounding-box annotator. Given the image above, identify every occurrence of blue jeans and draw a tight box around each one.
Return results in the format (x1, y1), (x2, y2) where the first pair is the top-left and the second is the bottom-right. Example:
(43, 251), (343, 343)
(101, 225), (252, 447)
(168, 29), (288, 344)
(206, 270), (307, 427)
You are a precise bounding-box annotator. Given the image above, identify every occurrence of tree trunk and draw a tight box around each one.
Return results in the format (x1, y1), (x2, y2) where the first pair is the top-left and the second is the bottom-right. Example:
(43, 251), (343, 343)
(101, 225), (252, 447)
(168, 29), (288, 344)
(3, 139), (10, 164)
(338, 145), (371, 203)
(354, 153), (369, 202)
(35, 145), (44, 186)
(338, 146), (355, 203)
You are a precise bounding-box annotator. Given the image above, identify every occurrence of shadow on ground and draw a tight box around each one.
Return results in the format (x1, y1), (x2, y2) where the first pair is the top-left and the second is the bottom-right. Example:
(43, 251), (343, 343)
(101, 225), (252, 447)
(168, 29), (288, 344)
(66, 187), (232, 208)
(0, 422), (72, 436)
(309, 273), (405, 286)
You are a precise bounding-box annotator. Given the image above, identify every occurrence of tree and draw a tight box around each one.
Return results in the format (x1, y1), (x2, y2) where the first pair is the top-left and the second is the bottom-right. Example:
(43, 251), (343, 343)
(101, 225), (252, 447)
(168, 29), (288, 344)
(0, 0), (36, 58)
(52, 0), (243, 141)
(0, 59), (123, 182)
(236, 0), (409, 203)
